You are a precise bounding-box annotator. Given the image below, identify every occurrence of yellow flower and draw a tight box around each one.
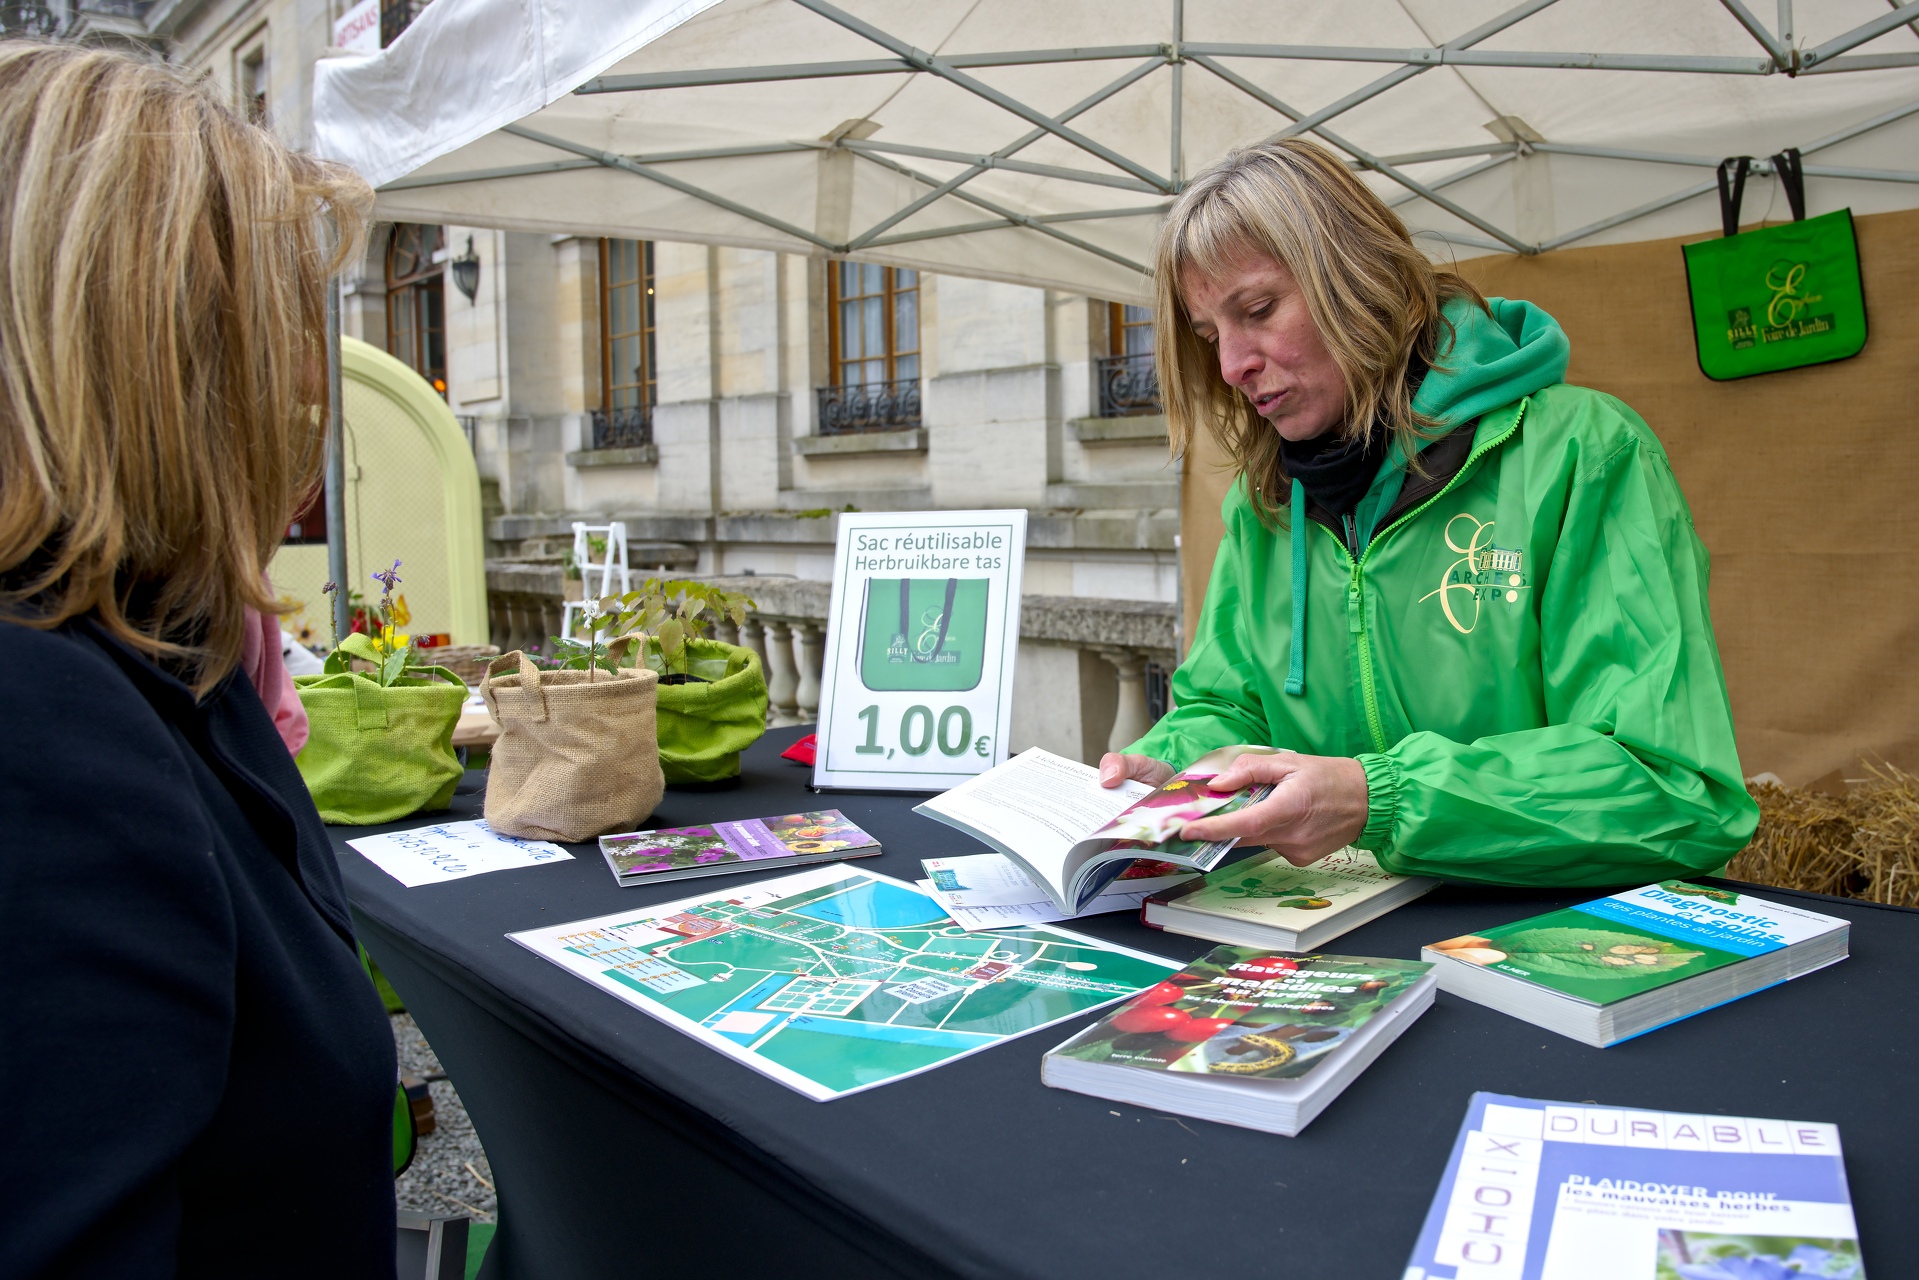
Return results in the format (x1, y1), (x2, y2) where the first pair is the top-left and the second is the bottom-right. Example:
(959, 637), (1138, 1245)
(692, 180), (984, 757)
(374, 623), (411, 655)
(391, 593), (411, 628)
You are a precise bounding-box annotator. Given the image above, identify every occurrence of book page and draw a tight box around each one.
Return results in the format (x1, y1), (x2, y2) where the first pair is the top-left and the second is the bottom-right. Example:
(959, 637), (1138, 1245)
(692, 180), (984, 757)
(919, 853), (1197, 930)
(914, 748), (1150, 902)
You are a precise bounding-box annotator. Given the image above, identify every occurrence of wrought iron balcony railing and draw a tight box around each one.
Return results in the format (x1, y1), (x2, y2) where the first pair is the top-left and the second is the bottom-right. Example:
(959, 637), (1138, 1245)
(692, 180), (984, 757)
(816, 377), (921, 434)
(1095, 351), (1161, 418)
(590, 405), (654, 451)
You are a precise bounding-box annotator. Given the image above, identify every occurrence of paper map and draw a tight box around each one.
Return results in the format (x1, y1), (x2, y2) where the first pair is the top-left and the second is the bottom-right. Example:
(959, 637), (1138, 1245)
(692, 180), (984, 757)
(508, 864), (1177, 1100)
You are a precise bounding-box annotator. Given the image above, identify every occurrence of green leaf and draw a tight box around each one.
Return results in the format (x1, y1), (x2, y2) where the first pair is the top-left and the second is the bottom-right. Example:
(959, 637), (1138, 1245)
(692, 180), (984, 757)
(380, 648), (410, 686)
(337, 631), (383, 663)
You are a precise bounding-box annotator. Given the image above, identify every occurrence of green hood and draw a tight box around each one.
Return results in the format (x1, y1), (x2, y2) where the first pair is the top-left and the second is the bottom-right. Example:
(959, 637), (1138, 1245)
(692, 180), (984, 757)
(1279, 297), (1571, 697)
(1412, 296), (1570, 432)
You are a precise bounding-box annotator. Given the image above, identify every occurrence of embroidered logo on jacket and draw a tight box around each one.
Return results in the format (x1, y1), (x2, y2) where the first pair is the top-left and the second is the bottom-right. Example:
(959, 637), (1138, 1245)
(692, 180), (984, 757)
(1419, 513), (1530, 635)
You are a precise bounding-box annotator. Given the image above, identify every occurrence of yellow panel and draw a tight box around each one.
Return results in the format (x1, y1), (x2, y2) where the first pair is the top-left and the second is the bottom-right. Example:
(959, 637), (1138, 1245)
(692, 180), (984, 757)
(316, 337), (488, 644)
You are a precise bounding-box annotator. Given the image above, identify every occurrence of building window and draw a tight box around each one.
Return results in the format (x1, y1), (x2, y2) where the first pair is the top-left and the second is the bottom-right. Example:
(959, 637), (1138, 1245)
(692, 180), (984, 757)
(818, 262), (920, 433)
(379, 0), (421, 47)
(385, 223), (446, 396)
(237, 41), (267, 124)
(1097, 302), (1160, 417)
(591, 238), (655, 450)
(285, 485), (327, 546)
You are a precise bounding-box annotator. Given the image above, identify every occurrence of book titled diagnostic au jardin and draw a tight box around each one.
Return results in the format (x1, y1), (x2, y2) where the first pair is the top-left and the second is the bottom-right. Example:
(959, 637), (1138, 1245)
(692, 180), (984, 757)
(1421, 881), (1849, 1047)
(599, 810), (880, 886)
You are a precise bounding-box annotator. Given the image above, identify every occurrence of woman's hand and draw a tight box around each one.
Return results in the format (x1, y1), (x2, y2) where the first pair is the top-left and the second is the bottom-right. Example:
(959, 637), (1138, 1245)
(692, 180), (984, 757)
(1098, 753), (1176, 789)
(1177, 751), (1369, 867)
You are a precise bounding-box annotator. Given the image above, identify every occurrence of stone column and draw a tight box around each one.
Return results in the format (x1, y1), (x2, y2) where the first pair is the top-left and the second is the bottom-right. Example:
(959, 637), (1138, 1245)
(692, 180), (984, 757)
(762, 618), (801, 726)
(1097, 646), (1152, 755)
(794, 623), (824, 723)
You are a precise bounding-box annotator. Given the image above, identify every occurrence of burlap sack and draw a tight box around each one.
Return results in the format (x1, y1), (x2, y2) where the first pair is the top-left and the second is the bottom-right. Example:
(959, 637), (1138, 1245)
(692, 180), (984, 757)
(479, 642), (665, 842)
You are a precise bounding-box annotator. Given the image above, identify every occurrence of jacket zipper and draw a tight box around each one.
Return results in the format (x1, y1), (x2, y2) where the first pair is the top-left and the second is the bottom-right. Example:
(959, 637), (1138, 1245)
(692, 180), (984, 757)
(1342, 401), (1530, 754)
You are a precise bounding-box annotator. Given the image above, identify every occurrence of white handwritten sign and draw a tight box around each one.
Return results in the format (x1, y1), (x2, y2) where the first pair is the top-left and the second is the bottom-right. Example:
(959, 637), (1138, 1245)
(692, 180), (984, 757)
(348, 819), (573, 887)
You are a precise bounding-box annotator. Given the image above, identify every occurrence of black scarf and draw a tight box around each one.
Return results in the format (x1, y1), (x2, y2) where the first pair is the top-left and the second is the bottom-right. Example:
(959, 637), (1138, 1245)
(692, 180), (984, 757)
(1277, 356), (1428, 519)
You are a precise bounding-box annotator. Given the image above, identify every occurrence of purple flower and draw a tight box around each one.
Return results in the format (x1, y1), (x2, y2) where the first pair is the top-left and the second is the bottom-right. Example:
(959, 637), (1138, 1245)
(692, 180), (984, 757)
(322, 580), (338, 595)
(370, 559), (403, 593)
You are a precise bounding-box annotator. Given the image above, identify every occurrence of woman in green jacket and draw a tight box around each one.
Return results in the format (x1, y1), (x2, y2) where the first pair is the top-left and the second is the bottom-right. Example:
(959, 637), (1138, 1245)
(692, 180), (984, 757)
(1100, 138), (1757, 887)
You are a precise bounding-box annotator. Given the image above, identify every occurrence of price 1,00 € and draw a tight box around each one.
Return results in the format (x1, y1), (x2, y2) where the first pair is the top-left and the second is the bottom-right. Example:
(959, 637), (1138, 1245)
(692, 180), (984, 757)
(853, 704), (990, 759)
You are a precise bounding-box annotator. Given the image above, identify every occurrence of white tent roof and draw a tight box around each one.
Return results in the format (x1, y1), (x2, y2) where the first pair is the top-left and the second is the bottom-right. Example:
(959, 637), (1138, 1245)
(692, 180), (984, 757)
(312, 0), (1919, 300)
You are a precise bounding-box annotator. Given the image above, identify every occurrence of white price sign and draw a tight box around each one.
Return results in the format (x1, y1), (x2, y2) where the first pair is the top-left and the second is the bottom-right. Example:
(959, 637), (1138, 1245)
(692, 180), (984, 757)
(812, 510), (1026, 790)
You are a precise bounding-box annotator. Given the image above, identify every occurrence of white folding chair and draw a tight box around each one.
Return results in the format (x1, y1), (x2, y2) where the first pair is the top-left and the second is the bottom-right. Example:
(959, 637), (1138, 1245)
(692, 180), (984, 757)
(560, 520), (631, 639)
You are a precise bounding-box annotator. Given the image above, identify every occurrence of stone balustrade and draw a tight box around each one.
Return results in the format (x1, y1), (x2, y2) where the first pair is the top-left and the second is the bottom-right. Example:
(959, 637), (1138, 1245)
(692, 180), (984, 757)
(481, 565), (1178, 759)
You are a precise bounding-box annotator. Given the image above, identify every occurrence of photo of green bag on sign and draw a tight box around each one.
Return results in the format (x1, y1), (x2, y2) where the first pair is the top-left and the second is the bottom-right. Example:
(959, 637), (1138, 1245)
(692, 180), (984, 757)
(858, 577), (989, 692)
(1683, 149), (1866, 381)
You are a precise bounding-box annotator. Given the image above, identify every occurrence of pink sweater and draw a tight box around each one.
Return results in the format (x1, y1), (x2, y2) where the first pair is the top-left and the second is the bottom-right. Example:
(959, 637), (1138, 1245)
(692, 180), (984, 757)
(242, 605), (309, 755)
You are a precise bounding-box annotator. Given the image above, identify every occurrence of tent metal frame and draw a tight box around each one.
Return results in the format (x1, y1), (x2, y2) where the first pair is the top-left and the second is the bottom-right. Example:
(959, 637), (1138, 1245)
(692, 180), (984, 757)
(385, 0), (1919, 274)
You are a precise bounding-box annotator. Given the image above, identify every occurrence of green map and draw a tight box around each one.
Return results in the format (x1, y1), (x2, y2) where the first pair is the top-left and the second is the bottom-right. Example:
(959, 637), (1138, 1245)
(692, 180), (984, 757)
(509, 865), (1176, 1099)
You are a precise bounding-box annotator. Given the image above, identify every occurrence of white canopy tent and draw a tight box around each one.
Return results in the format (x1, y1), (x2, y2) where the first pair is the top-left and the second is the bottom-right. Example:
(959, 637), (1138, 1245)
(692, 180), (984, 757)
(313, 0), (1919, 302)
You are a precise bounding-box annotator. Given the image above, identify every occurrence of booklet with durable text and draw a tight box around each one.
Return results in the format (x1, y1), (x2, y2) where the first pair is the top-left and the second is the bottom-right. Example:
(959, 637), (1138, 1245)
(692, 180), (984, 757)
(1404, 1091), (1863, 1279)
(599, 809), (881, 886)
(1143, 845), (1436, 951)
(1421, 880), (1849, 1046)
(914, 745), (1277, 914)
(1042, 945), (1435, 1136)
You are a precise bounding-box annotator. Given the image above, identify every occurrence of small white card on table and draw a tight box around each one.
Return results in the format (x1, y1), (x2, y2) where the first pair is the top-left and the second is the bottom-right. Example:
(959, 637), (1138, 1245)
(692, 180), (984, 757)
(348, 819), (573, 887)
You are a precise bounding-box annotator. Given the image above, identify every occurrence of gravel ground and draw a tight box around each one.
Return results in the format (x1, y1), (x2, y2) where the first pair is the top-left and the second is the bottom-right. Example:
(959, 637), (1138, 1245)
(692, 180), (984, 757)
(392, 1013), (498, 1224)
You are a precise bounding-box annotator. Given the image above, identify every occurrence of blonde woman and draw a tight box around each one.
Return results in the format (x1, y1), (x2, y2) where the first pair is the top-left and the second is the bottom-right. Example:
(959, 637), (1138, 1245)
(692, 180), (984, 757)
(1102, 140), (1757, 885)
(0, 45), (396, 1275)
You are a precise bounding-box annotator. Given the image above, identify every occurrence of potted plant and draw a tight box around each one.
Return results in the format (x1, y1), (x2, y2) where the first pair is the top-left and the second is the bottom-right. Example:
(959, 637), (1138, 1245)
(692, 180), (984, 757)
(548, 578), (768, 784)
(293, 562), (469, 824)
(560, 546), (584, 602)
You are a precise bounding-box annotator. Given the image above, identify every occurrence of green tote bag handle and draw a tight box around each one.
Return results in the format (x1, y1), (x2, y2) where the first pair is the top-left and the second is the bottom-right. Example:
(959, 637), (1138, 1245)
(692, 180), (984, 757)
(1682, 147), (1866, 381)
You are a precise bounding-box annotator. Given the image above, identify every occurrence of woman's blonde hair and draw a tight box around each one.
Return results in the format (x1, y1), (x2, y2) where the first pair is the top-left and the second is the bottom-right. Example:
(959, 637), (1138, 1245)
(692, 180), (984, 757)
(1154, 138), (1484, 519)
(0, 42), (370, 694)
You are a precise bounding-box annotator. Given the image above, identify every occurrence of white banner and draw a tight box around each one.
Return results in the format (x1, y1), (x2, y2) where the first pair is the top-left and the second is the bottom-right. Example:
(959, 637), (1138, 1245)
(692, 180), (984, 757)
(812, 510), (1025, 791)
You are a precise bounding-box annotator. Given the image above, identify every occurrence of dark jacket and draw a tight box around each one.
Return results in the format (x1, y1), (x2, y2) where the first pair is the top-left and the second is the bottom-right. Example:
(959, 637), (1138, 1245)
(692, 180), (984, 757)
(0, 618), (397, 1278)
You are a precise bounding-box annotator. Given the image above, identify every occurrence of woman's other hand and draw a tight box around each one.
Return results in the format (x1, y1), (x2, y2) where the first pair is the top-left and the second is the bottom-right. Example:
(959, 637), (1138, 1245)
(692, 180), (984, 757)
(1178, 751), (1368, 866)
(1098, 753), (1176, 789)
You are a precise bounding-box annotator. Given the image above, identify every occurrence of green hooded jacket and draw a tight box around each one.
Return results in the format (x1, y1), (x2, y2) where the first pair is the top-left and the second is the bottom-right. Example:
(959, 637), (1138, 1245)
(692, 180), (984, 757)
(1131, 297), (1758, 887)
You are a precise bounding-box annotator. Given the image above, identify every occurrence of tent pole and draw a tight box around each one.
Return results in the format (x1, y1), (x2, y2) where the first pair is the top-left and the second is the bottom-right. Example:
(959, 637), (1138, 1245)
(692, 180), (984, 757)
(325, 276), (350, 640)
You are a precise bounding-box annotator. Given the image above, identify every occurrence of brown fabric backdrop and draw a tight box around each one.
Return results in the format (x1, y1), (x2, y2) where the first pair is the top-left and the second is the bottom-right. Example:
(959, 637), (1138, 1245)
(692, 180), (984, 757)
(1180, 206), (1919, 786)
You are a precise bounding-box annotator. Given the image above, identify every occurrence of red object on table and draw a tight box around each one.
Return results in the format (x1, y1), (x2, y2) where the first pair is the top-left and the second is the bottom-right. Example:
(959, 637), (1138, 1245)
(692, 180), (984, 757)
(780, 734), (817, 766)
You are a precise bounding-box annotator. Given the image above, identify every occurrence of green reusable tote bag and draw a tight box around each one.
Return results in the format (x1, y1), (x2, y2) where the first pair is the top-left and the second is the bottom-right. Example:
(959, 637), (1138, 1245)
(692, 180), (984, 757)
(294, 649), (468, 825)
(1683, 150), (1866, 381)
(857, 577), (989, 693)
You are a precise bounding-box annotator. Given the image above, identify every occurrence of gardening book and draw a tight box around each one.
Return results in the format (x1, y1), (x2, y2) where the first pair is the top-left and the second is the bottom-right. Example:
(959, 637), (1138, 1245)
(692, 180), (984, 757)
(508, 863), (1178, 1101)
(919, 852), (1198, 931)
(1142, 846), (1436, 951)
(913, 745), (1277, 915)
(1421, 881), (1849, 1047)
(1041, 946), (1435, 1137)
(1404, 1092), (1864, 1280)
(599, 810), (881, 886)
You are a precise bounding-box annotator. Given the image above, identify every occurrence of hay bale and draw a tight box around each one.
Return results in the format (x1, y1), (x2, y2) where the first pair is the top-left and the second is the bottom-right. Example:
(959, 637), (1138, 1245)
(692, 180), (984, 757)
(1727, 762), (1919, 907)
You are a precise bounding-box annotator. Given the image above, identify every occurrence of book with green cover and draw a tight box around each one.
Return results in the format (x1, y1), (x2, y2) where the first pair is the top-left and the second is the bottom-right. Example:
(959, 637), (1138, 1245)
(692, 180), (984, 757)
(1041, 945), (1435, 1135)
(1142, 846), (1435, 951)
(1423, 880), (1850, 1046)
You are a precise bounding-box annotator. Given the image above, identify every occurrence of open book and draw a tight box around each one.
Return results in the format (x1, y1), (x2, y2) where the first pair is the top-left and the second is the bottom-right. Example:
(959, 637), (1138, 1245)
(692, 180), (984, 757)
(914, 745), (1277, 915)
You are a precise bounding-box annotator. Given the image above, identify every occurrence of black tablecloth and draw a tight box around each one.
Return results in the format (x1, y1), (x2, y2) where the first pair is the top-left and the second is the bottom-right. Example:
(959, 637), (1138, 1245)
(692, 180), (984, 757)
(335, 727), (1919, 1280)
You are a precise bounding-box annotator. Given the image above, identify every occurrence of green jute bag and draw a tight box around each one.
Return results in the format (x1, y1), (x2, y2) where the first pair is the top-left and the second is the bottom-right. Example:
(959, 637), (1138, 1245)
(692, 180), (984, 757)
(293, 647), (468, 825)
(1683, 149), (1866, 381)
(649, 637), (768, 784)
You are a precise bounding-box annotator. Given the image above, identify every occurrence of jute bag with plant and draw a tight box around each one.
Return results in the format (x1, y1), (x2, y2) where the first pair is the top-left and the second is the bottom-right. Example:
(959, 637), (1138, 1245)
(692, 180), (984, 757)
(480, 631), (664, 842)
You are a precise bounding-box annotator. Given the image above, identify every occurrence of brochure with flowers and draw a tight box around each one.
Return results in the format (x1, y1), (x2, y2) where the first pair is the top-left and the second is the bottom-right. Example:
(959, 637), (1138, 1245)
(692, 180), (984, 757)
(599, 809), (881, 887)
(914, 745), (1278, 915)
(1041, 946), (1435, 1136)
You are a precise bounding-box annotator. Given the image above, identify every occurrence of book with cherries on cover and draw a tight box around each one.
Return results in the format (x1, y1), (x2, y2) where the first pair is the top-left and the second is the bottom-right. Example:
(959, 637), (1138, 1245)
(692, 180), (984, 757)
(1041, 945), (1435, 1136)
